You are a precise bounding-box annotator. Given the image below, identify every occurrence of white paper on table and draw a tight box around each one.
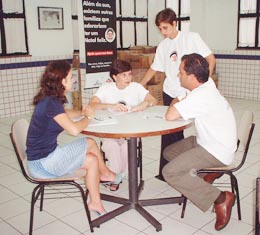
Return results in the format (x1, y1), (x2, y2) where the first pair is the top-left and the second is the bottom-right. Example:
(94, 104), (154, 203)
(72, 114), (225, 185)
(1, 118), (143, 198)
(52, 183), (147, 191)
(71, 115), (118, 126)
(142, 112), (165, 120)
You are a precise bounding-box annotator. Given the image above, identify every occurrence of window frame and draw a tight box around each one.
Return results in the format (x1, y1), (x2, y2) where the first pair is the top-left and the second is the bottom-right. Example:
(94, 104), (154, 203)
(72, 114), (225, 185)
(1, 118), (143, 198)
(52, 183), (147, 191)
(237, 0), (260, 49)
(0, 0), (29, 57)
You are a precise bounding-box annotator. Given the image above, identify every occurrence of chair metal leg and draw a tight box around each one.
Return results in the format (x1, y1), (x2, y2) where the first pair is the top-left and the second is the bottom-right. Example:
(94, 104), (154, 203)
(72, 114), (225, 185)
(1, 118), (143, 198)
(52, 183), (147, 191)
(181, 195), (187, 218)
(30, 185), (42, 235)
(231, 174), (241, 220)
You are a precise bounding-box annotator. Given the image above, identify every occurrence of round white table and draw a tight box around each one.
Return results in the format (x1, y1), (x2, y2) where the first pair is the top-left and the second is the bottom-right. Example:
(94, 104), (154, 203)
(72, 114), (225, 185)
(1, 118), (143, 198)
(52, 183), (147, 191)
(82, 105), (193, 231)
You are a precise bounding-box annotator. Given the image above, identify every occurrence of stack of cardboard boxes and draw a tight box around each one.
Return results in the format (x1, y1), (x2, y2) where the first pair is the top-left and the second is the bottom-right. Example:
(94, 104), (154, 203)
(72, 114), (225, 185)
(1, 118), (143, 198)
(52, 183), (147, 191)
(117, 46), (165, 105)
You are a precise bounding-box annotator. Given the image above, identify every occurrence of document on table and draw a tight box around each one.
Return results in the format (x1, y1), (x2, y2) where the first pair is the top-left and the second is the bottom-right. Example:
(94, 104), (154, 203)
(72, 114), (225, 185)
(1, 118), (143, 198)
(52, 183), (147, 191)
(71, 115), (118, 126)
(142, 112), (165, 120)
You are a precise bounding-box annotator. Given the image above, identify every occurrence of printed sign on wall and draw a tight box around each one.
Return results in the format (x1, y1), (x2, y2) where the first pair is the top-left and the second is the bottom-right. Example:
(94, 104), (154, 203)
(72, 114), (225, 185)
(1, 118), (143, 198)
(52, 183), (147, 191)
(82, 0), (116, 77)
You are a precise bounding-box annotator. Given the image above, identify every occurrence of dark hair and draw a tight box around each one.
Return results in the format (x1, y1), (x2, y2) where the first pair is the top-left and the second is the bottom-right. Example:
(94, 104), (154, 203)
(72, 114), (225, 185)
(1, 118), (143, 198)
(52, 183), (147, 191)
(110, 59), (132, 80)
(155, 8), (177, 26)
(181, 53), (209, 83)
(33, 60), (71, 105)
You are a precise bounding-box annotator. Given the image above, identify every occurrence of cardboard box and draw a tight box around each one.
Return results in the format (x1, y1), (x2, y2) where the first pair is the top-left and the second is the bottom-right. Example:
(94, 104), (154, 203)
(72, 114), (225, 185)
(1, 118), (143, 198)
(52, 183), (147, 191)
(132, 68), (147, 83)
(129, 45), (157, 54)
(148, 72), (165, 85)
(126, 53), (155, 69)
(147, 83), (163, 105)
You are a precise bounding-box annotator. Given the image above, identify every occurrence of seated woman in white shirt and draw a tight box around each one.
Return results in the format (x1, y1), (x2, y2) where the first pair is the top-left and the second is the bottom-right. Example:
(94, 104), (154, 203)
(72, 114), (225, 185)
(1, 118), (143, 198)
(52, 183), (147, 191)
(89, 59), (157, 191)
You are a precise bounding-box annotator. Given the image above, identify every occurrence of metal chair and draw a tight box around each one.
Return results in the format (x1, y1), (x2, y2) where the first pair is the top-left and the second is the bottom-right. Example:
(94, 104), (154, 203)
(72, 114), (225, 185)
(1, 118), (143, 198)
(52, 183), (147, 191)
(256, 177), (260, 235)
(181, 110), (255, 220)
(10, 119), (93, 235)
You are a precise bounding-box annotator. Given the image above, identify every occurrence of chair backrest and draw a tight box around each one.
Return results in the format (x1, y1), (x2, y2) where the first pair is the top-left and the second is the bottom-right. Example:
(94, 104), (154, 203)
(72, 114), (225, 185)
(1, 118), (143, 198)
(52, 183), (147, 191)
(235, 110), (255, 170)
(10, 119), (31, 180)
(238, 110), (254, 150)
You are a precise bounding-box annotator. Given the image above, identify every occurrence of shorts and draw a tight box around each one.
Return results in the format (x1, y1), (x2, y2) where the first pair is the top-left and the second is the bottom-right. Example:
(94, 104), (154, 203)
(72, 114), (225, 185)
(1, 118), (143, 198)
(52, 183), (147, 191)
(27, 138), (87, 178)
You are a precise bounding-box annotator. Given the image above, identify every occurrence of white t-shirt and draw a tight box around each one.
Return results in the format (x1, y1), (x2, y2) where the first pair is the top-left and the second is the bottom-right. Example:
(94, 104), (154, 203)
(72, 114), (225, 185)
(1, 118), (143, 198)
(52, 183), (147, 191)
(151, 31), (212, 99)
(93, 82), (149, 106)
(174, 78), (237, 165)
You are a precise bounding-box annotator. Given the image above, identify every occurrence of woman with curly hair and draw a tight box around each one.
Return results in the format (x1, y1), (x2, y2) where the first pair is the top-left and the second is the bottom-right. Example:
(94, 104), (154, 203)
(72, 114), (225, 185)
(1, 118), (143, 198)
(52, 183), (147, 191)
(26, 60), (123, 215)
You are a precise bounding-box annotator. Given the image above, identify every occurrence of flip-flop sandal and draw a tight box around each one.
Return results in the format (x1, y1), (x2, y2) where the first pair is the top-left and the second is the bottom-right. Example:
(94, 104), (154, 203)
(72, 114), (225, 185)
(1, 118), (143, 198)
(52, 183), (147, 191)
(100, 173), (124, 186)
(109, 183), (121, 191)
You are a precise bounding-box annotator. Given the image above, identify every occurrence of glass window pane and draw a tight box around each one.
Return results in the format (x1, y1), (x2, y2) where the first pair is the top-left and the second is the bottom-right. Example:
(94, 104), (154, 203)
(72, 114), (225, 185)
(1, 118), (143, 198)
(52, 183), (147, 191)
(4, 18), (27, 53)
(166, 0), (178, 14)
(2, 0), (23, 13)
(240, 0), (257, 13)
(181, 0), (191, 17)
(122, 21), (135, 48)
(136, 0), (147, 17)
(238, 18), (256, 47)
(136, 22), (147, 45)
(121, 0), (135, 17)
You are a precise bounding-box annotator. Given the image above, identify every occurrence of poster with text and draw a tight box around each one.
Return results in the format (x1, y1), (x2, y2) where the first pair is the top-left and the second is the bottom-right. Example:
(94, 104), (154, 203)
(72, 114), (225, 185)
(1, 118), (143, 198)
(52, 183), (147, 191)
(82, 0), (116, 79)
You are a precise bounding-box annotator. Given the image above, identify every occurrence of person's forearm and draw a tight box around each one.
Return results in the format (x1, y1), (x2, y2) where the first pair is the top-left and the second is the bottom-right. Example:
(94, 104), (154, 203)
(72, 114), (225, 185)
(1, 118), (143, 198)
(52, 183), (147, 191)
(206, 54), (216, 77)
(140, 68), (157, 86)
(65, 109), (82, 118)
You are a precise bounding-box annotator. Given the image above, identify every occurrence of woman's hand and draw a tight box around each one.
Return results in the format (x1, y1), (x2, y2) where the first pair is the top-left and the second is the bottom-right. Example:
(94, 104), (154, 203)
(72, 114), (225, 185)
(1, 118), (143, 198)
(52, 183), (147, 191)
(83, 105), (95, 119)
(112, 103), (129, 112)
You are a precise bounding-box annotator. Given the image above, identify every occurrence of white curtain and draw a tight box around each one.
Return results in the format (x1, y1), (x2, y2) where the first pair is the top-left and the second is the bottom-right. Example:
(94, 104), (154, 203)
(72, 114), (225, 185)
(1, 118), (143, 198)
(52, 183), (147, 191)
(240, 0), (256, 13)
(4, 19), (27, 53)
(239, 18), (256, 47)
(2, 0), (23, 13)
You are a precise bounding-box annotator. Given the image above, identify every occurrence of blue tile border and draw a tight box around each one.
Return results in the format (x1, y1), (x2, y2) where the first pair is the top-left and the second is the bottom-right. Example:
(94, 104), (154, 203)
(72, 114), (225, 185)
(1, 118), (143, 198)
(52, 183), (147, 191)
(215, 54), (260, 60)
(1, 54), (260, 70)
(0, 59), (73, 70)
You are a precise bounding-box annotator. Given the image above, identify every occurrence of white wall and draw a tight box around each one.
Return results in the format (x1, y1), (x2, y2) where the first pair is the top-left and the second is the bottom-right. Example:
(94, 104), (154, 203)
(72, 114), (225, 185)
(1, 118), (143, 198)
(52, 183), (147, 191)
(25, 0), (73, 56)
(190, 0), (238, 51)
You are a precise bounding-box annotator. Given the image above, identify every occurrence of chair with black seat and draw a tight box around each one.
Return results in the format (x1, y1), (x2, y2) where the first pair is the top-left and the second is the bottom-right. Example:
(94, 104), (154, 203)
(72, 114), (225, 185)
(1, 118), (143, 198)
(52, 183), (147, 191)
(255, 177), (260, 235)
(181, 110), (255, 220)
(10, 118), (93, 235)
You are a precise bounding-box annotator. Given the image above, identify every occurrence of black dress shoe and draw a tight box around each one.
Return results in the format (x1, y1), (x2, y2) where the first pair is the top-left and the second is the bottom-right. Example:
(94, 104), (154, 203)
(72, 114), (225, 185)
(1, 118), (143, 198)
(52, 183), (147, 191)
(155, 174), (166, 182)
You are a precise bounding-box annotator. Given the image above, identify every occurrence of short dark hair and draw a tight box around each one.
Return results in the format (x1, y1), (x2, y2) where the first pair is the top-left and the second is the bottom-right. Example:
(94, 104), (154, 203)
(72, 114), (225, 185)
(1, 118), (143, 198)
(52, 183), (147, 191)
(155, 8), (177, 26)
(110, 59), (132, 80)
(181, 53), (209, 83)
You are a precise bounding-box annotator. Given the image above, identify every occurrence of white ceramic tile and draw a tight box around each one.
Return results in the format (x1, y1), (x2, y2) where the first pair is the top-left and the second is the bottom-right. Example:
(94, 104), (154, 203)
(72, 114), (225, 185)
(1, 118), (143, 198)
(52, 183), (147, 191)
(0, 221), (21, 235)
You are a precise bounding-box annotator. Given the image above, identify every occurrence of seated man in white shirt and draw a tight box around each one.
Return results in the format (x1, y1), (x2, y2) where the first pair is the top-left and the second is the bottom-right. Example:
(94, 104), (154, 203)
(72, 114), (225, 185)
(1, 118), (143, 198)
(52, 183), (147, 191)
(162, 53), (237, 231)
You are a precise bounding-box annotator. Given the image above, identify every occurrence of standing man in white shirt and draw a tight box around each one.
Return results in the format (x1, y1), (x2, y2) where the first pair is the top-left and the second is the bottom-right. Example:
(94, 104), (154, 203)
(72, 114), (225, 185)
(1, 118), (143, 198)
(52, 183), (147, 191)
(162, 53), (237, 231)
(141, 8), (216, 181)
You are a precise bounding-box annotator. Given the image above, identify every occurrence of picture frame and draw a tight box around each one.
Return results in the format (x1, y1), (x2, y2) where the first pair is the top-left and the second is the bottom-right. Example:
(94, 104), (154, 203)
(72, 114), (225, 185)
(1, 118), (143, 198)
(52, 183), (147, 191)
(38, 7), (64, 30)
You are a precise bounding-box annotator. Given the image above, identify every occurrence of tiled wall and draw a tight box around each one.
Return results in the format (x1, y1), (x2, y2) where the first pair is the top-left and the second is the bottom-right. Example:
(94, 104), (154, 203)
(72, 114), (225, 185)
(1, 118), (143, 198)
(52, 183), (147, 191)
(0, 50), (260, 118)
(215, 50), (260, 101)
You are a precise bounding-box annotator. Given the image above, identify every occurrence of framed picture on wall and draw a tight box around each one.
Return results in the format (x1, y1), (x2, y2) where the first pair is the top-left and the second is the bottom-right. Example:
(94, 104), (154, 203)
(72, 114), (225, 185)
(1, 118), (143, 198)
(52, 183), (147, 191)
(38, 7), (64, 30)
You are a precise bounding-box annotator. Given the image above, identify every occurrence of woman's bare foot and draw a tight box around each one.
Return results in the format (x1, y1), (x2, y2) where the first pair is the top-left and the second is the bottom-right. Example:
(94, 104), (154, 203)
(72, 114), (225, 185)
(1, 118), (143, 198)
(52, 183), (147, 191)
(88, 202), (106, 215)
(100, 171), (116, 182)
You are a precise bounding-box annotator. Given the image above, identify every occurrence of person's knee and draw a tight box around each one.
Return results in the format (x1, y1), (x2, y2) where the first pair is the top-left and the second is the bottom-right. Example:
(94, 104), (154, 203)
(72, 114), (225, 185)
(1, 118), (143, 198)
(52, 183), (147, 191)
(84, 153), (98, 169)
(87, 137), (97, 148)
(163, 145), (174, 161)
(162, 162), (177, 182)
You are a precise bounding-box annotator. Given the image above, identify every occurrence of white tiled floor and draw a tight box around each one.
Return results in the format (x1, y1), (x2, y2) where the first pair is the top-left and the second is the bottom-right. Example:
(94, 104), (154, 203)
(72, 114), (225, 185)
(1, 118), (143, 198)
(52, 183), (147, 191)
(0, 97), (259, 235)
